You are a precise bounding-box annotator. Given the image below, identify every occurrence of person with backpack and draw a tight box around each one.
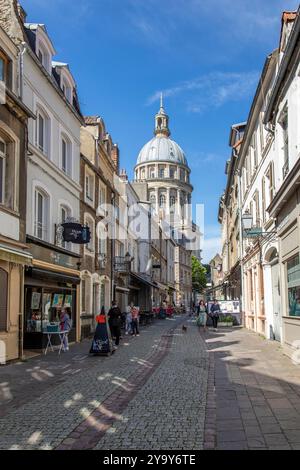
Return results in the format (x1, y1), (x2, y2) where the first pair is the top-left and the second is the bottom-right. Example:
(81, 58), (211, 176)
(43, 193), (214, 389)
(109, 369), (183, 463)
(108, 301), (122, 347)
(210, 299), (221, 331)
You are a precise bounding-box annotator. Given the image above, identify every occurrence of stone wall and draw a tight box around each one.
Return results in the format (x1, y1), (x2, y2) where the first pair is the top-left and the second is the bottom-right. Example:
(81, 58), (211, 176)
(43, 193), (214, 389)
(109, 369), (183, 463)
(0, 0), (25, 45)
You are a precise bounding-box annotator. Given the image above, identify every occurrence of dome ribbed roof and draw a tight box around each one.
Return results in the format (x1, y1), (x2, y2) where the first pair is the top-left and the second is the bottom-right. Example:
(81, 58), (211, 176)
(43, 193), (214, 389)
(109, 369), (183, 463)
(137, 135), (188, 166)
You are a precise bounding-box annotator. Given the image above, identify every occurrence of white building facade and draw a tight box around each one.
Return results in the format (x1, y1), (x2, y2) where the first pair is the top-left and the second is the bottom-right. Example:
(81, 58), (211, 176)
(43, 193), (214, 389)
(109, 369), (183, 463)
(20, 20), (84, 349)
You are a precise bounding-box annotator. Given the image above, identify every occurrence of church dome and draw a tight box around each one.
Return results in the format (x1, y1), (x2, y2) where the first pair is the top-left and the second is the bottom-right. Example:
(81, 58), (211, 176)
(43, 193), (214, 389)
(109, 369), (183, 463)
(136, 94), (189, 169)
(137, 135), (188, 166)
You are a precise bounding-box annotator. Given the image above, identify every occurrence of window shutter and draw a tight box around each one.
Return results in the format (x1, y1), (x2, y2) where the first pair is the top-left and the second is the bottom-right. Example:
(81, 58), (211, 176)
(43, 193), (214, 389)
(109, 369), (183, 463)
(0, 269), (8, 331)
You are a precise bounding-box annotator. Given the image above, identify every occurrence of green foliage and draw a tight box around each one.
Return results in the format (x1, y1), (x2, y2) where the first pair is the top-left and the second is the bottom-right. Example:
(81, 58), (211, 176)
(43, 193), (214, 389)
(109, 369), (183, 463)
(221, 315), (234, 323)
(192, 256), (207, 293)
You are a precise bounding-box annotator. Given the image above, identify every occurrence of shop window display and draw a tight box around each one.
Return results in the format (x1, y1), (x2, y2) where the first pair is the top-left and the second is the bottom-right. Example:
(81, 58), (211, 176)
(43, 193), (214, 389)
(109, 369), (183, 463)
(25, 287), (75, 333)
(287, 255), (300, 317)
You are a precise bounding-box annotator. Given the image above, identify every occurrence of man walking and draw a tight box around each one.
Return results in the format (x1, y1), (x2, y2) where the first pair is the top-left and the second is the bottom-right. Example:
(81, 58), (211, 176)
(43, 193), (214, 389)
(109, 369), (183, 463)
(210, 299), (221, 331)
(108, 301), (122, 347)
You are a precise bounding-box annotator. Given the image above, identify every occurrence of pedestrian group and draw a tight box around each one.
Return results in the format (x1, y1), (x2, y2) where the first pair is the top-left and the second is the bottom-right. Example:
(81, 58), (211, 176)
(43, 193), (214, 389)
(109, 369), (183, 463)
(196, 299), (221, 332)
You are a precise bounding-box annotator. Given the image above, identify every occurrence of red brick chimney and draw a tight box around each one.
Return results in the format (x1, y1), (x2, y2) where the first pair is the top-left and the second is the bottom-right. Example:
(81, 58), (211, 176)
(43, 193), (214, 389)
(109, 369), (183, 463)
(111, 144), (120, 173)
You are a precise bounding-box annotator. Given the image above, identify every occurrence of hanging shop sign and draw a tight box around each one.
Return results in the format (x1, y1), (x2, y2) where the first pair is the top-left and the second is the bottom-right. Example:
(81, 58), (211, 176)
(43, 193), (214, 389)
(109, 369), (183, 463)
(62, 223), (91, 244)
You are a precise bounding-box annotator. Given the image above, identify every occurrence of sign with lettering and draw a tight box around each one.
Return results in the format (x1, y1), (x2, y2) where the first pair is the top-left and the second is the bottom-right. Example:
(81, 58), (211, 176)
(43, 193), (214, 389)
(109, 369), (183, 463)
(62, 223), (91, 244)
(89, 315), (114, 355)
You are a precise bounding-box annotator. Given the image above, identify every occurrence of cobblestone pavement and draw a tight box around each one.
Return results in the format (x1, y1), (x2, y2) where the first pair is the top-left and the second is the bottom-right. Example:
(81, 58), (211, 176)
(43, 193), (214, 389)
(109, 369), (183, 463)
(202, 327), (300, 450)
(0, 316), (209, 450)
(94, 319), (208, 450)
(2, 318), (300, 451)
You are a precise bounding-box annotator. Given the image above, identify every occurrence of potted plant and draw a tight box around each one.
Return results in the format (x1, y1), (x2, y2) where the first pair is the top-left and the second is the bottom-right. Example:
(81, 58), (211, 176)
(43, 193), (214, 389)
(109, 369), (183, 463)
(218, 315), (234, 327)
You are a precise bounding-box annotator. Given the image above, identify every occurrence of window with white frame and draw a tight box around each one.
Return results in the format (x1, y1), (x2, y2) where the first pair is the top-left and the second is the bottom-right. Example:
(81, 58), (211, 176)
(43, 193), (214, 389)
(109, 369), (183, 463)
(61, 135), (72, 176)
(60, 205), (71, 250)
(61, 77), (72, 103)
(0, 50), (9, 85)
(259, 112), (265, 152)
(34, 188), (49, 241)
(251, 132), (258, 169)
(98, 225), (107, 258)
(170, 167), (175, 179)
(85, 169), (95, 204)
(85, 216), (95, 253)
(99, 181), (106, 210)
(262, 177), (266, 224)
(0, 133), (18, 211)
(280, 107), (289, 178)
(37, 43), (50, 72)
(36, 108), (50, 156)
(0, 138), (6, 205)
(253, 191), (260, 227)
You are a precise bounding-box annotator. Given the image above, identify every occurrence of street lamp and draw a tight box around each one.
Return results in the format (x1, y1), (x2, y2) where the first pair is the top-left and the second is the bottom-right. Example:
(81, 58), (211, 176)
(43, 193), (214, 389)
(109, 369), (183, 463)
(242, 211), (253, 231)
(242, 211), (276, 239)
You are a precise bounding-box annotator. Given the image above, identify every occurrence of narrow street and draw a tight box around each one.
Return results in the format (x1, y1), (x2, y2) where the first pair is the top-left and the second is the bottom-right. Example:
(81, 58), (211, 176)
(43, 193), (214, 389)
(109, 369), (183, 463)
(0, 318), (300, 450)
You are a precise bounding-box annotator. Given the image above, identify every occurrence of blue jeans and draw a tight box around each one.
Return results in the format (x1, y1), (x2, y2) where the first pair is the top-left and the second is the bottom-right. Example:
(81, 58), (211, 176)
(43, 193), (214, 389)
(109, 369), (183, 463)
(131, 319), (139, 335)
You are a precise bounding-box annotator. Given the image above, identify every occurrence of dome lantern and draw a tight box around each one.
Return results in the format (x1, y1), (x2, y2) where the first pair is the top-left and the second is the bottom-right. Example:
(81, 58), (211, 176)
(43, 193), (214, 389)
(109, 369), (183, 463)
(155, 93), (170, 137)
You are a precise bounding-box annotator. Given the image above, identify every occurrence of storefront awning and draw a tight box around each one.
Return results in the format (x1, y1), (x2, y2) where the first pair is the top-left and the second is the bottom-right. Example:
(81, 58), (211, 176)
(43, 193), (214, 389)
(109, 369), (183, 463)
(130, 272), (158, 288)
(26, 267), (80, 285)
(0, 244), (33, 266)
(155, 281), (169, 292)
(116, 286), (130, 293)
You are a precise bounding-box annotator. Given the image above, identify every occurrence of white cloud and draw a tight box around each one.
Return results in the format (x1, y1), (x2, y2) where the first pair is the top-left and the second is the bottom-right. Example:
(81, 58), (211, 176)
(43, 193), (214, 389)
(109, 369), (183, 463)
(147, 71), (259, 112)
(202, 237), (222, 264)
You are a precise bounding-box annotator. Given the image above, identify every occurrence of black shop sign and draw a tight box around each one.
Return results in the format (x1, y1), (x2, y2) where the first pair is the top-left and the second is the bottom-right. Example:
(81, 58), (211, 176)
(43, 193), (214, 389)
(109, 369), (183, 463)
(62, 223), (91, 244)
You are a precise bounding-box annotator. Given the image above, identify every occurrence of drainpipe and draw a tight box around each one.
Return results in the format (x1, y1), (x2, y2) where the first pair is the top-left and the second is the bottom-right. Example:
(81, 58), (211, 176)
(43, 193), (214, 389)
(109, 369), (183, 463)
(18, 42), (27, 100)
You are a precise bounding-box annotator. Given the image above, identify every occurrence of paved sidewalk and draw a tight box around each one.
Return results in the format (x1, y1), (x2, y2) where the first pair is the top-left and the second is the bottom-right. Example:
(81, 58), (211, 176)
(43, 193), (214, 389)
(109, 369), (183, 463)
(202, 327), (300, 450)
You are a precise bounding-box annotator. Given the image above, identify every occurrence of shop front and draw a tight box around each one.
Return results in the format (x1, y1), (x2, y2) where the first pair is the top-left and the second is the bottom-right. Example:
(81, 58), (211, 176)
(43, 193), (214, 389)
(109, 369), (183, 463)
(129, 273), (156, 312)
(278, 216), (300, 359)
(270, 174), (300, 359)
(24, 241), (81, 350)
(0, 242), (33, 362)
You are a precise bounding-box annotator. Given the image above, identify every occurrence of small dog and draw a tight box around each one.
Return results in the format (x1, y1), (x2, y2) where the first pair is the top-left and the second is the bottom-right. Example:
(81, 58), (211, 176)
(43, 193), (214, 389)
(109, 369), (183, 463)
(182, 325), (187, 333)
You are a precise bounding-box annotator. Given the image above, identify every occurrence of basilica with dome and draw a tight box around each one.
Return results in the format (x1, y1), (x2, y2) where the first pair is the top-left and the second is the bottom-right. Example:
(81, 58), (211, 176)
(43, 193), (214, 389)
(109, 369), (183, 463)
(132, 97), (194, 309)
(134, 96), (193, 224)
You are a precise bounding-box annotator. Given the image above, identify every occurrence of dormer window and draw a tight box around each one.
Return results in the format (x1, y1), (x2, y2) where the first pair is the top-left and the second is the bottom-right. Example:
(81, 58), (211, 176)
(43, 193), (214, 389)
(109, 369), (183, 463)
(37, 43), (50, 72)
(62, 78), (72, 103)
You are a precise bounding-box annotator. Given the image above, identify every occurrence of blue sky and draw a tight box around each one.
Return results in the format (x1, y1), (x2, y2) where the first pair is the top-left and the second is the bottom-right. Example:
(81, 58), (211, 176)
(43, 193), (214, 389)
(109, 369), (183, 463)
(22, 0), (299, 262)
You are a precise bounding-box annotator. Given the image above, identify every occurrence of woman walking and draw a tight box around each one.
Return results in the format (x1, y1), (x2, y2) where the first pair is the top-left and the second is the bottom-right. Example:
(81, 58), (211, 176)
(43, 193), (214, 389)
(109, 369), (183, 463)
(131, 305), (140, 337)
(197, 300), (207, 332)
